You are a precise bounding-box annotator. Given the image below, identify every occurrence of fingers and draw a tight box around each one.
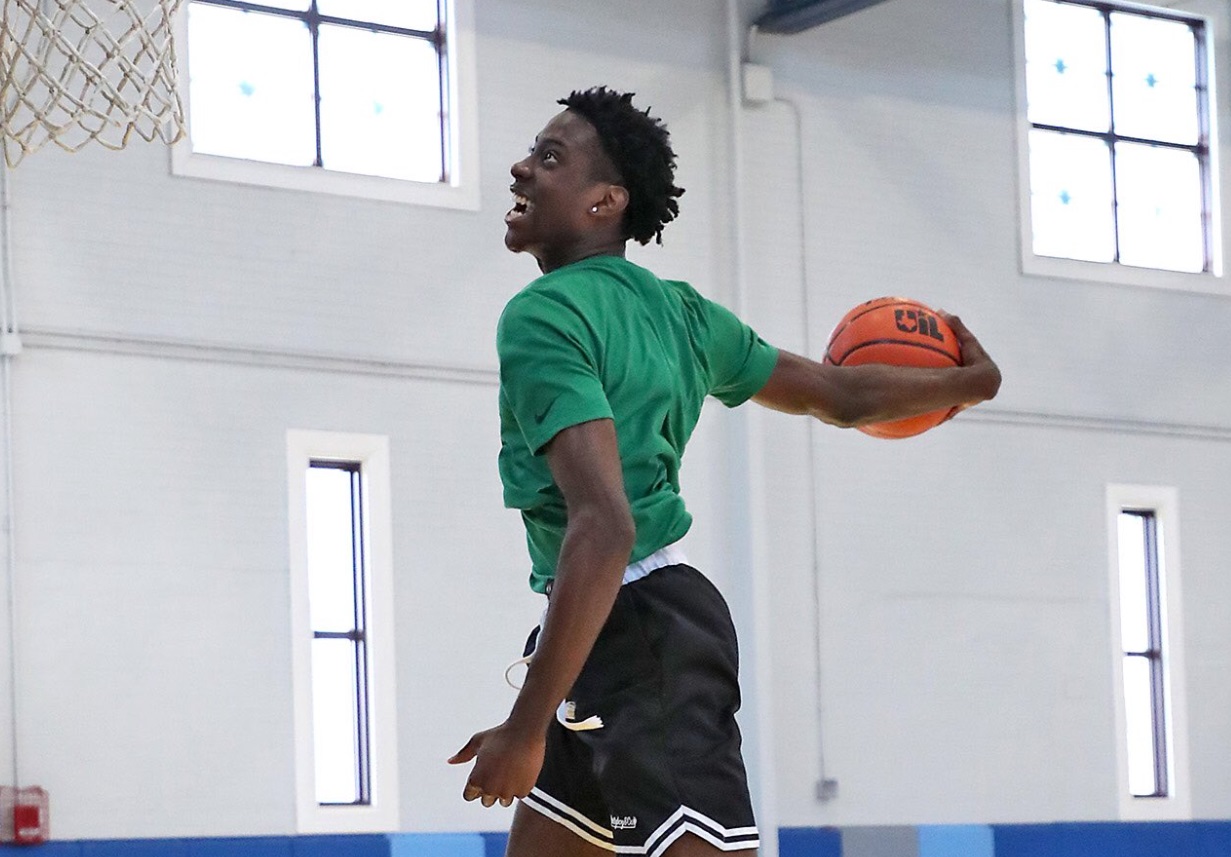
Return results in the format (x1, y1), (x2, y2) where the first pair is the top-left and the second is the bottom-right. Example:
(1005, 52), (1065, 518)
(462, 780), (517, 808)
(938, 310), (975, 343)
(937, 310), (990, 366)
(936, 308), (962, 328)
(447, 735), (481, 765)
(937, 310), (1002, 401)
(451, 721), (543, 809)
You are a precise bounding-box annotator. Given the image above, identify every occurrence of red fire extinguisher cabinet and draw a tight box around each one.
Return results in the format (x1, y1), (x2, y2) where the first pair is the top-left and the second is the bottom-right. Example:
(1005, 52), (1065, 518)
(0, 786), (49, 845)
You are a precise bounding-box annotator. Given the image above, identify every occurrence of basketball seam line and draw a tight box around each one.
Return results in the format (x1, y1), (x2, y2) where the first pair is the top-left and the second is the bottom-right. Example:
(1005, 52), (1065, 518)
(831, 338), (961, 366)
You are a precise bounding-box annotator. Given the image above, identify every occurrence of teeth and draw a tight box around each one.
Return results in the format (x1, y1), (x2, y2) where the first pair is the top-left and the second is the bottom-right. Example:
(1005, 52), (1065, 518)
(506, 192), (531, 223)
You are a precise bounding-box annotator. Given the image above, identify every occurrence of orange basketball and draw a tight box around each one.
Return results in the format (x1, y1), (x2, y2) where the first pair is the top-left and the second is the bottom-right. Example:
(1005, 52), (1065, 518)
(824, 297), (962, 439)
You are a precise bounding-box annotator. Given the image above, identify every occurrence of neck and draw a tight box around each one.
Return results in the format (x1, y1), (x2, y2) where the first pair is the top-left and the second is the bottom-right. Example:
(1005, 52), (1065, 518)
(537, 238), (627, 274)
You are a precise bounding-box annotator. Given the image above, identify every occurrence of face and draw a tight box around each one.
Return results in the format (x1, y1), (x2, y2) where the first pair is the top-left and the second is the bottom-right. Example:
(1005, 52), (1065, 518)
(505, 110), (618, 266)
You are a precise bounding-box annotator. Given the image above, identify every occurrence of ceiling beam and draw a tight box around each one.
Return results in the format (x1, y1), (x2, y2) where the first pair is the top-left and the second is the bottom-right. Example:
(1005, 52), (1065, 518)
(754, 0), (896, 33)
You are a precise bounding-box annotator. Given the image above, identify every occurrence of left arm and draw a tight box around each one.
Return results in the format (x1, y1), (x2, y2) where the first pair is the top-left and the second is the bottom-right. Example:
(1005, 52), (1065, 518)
(448, 418), (635, 807)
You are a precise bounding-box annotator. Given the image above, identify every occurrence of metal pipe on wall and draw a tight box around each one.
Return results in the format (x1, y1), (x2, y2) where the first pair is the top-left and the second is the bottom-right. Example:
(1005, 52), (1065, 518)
(0, 157), (22, 790)
(725, 2), (780, 853)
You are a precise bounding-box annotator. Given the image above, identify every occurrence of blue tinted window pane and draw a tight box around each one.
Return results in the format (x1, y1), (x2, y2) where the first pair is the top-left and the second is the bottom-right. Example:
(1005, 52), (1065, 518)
(318, 25), (445, 182)
(1111, 13), (1199, 145)
(306, 466), (360, 634)
(1116, 143), (1204, 273)
(187, 5), (315, 165)
(1029, 130), (1115, 262)
(1024, 0), (1110, 132)
(1123, 656), (1159, 797)
(312, 638), (361, 804)
(317, 0), (439, 30)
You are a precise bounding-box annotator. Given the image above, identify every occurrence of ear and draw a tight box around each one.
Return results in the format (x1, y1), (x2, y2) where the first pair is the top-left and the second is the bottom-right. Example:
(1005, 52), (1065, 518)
(589, 185), (629, 220)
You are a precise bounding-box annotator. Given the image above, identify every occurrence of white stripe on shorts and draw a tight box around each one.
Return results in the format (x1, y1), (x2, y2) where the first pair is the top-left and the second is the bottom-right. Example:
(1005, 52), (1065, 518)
(642, 806), (759, 857)
(521, 790), (758, 857)
(522, 790), (617, 851)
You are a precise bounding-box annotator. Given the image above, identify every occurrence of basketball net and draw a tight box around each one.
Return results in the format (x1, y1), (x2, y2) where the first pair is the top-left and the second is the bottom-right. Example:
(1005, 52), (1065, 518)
(0, 0), (186, 167)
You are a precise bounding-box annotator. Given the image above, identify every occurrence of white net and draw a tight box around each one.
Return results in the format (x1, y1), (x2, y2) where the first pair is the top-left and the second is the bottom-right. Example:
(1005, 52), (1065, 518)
(0, 0), (185, 167)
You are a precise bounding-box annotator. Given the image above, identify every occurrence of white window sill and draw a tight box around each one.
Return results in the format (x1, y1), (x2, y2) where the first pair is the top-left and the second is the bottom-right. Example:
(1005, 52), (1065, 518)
(1022, 252), (1227, 296)
(170, 145), (480, 210)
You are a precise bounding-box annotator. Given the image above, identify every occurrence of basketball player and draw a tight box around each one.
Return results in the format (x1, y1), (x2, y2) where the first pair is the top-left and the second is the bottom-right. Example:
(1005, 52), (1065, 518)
(449, 87), (1001, 857)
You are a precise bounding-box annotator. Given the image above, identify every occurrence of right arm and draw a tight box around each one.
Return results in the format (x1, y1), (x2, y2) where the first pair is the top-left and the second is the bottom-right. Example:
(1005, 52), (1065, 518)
(753, 313), (1001, 427)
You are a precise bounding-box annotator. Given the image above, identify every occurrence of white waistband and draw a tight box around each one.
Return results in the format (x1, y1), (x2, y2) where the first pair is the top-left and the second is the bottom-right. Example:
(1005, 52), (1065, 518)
(622, 541), (687, 585)
(510, 542), (690, 688)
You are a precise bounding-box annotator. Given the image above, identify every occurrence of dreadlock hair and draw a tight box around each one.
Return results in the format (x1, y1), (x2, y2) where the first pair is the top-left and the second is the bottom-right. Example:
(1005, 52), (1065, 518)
(557, 87), (685, 246)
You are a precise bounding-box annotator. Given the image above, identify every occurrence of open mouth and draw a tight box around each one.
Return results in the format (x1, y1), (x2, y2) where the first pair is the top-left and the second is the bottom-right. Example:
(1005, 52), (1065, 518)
(506, 187), (532, 223)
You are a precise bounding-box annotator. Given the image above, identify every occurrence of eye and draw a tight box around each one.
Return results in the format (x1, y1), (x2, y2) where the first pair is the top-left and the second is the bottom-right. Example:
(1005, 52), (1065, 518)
(525, 142), (560, 165)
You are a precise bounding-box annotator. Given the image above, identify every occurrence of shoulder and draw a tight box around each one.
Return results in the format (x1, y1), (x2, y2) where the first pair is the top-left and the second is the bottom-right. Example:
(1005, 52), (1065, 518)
(656, 278), (739, 334)
(496, 273), (603, 360)
(497, 275), (574, 333)
(496, 290), (566, 356)
(658, 276), (705, 308)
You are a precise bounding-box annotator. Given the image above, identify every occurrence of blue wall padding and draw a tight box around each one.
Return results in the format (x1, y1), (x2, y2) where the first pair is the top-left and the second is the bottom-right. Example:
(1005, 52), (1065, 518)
(189, 837), (294, 857)
(0, 844), (83, 856)
(291, 834), (389, 857)
(919, 825), (994, 857)
(4, 834), (501, 857)
(779, 826), (843, 857)
(81, 840), (190, 857)
(388, 833), (486, 857)
(994, 821), (1231, 857)
(7, 822), (1231, 856)
(479, 831), (509, 857)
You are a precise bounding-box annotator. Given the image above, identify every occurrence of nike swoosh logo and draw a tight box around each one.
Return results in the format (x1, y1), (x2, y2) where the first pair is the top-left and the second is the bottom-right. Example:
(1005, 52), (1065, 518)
(534, 399), (557, 425)
(557, 699), (604, 731)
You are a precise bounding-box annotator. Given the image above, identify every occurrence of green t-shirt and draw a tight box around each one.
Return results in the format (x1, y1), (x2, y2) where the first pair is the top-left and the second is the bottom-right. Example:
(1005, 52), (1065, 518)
(497, 255), (779, 593)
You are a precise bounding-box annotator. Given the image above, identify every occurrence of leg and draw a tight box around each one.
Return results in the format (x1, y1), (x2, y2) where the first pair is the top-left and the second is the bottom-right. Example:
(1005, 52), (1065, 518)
(662, 832), (757, 857)
(505, 800), (611, 857)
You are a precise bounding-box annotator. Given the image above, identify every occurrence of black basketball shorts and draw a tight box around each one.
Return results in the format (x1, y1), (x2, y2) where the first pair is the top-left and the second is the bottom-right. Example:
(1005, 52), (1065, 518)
(520, 564), (759, 856)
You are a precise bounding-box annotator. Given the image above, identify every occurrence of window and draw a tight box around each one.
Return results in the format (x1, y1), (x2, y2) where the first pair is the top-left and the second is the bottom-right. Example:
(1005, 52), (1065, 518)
(1106, 485), (1190, 820)
(306, 461), (372, 805)
(1014, 0), (1222, 290)
(288, 431), (398, 833)
(1117, 510), (1167, 798)
(174, 0), (479, 208)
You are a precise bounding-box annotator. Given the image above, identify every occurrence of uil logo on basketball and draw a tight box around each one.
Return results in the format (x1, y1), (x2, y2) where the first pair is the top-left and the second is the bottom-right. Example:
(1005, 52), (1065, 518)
(894, 309), (945, 342)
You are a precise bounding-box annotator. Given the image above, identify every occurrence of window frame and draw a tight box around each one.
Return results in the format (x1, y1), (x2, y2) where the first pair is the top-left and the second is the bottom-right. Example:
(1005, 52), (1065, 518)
(306, 459), (373, 807)
(1012, 0), (1226, 293)
(171, 0), (479, 209)
(1105, 484), (1191, 821)
(288, 430), (399, 833)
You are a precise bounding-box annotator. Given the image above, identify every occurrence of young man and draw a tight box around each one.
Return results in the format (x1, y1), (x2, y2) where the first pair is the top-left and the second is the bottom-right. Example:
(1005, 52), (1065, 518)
(449, 88), (1001, 857)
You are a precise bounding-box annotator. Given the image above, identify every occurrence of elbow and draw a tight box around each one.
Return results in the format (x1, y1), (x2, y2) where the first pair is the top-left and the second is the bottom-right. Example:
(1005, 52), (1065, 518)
(571, 501), (636, 556)
(608, 506), (637, 555)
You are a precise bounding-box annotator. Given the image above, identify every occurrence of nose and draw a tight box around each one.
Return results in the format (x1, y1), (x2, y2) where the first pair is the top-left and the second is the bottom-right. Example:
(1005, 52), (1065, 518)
(510, 156), (531, 179)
